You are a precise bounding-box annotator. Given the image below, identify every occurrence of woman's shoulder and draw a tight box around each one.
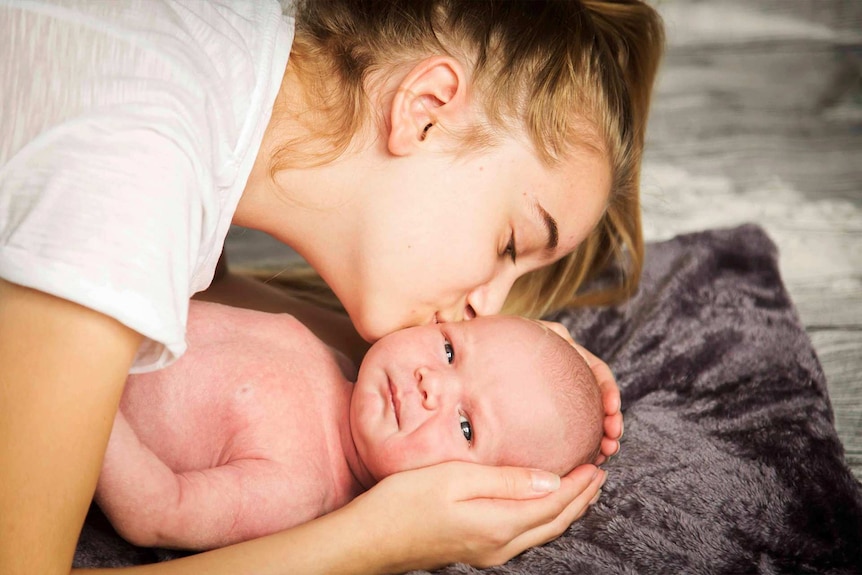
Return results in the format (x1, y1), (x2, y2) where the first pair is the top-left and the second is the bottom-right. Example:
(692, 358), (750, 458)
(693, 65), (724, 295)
(1, 0), (292, 171)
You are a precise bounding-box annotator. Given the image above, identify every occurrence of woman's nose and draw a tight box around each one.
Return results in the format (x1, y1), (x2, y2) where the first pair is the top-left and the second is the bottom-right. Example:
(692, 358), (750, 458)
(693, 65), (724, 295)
(465, 272), (517, 318)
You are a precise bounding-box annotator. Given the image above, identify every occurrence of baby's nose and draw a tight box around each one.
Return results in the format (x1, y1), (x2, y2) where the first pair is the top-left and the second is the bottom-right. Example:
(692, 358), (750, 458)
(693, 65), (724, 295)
(415, 367), (444, 410)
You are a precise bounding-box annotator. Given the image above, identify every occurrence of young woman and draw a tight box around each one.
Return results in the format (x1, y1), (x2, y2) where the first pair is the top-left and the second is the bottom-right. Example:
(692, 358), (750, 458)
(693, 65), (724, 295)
(0, 1), (663, 573)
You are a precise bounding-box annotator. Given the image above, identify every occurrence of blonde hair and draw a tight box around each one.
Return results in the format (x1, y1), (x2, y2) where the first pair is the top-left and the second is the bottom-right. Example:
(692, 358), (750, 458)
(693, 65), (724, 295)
(259, 0), (664, 317)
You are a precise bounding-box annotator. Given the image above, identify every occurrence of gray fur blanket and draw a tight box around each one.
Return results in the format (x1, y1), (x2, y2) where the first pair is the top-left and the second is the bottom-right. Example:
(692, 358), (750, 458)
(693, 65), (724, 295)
(74, 224), (862, 574)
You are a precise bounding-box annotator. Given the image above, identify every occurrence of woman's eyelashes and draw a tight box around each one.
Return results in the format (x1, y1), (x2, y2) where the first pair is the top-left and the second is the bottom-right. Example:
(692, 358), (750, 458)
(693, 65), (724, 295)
(459, 413), (473, 444)
(503, 231), (517, 264)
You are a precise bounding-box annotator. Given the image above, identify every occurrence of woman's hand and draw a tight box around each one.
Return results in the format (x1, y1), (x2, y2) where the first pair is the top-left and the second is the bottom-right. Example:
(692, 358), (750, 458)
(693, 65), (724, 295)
(538, 320), (622, 464)
(112, 461), (604, 575)
(344, 461), (607, 572)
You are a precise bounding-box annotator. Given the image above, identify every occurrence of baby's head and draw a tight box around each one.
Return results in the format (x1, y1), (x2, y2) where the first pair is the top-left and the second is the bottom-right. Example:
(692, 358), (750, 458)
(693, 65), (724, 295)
(349, 316), (603, 482)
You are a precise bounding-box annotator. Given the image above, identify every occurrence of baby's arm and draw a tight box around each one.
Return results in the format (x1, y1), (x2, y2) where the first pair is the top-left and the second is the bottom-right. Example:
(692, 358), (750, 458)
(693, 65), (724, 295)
(96, 412), (305, 551)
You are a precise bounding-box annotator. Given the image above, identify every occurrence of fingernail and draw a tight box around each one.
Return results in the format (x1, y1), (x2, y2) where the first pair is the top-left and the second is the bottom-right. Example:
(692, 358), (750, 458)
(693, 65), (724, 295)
(531, 471), (561, 492)
(600, 470), (609, 488)
(589, 489), (602, 506)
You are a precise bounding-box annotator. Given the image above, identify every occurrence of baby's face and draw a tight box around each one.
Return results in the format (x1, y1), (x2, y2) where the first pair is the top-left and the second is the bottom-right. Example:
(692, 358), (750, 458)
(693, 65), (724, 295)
(350, 316), (573, 480)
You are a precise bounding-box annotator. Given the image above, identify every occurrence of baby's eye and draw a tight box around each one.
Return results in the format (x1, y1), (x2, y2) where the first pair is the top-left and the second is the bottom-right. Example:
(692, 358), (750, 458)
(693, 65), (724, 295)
(459, 414), (472, 443)
(444, 339), (454, 364)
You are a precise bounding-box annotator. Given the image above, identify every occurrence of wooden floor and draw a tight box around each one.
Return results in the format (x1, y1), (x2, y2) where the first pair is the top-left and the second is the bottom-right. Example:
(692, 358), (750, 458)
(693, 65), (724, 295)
(224, 0), (862, 478)
(640, 0), (862, 477)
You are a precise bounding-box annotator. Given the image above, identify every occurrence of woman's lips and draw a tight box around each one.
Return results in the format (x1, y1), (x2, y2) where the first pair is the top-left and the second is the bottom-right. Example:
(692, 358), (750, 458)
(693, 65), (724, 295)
(387, 377), (401, 428)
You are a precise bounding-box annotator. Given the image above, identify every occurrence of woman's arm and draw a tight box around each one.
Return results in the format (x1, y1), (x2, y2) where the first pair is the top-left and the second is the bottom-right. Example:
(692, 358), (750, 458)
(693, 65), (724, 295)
(76, 462), (605, 575)
(0, 280), (142, 575)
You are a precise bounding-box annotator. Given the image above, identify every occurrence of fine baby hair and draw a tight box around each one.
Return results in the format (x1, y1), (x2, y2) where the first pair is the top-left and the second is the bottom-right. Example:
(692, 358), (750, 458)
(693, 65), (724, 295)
(262, 0), (664, 317)
(536, 322), (604, 471)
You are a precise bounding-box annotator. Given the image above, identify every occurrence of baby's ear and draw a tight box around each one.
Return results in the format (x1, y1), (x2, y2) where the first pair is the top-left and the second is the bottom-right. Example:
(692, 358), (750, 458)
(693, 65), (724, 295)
(387, 56), (468, 156)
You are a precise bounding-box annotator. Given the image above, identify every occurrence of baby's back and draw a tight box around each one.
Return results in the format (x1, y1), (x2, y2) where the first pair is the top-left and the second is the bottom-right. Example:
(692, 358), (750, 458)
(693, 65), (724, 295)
(122, 304), (322, 470)
(99, 301), (359, 549)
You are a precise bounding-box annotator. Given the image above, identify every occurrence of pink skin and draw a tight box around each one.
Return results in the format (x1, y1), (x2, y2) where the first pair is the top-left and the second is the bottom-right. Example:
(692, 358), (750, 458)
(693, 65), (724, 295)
(350, 316), (584, 480)
(96, 304), (595, 550)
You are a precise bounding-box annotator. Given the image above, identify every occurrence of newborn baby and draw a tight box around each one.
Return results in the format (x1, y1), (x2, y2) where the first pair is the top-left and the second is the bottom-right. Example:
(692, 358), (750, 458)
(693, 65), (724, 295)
(96, 301), (603, 550)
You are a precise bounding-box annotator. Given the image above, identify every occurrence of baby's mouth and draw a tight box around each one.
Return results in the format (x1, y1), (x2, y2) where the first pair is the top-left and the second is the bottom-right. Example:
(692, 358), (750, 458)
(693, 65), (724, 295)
(388, 377), (401, 429)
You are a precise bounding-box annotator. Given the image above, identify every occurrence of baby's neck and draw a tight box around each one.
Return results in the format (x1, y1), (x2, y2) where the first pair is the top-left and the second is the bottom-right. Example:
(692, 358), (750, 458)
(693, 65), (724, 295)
(323, 377), (376, 498)
(338, 381), (376, 492)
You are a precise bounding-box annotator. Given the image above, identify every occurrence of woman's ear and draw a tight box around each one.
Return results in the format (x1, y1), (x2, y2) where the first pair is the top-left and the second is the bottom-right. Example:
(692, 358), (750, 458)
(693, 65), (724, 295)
(387, 56), (468, 157)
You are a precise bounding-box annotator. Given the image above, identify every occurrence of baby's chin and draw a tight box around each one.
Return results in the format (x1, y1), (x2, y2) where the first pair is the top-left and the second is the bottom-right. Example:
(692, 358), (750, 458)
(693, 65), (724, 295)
(355, 452), (399, 484)
(357, 445), (433, 483)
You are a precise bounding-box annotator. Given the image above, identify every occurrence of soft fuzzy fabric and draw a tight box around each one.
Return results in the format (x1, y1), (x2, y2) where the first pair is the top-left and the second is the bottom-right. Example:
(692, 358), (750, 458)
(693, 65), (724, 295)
(74, 225), (862, 574)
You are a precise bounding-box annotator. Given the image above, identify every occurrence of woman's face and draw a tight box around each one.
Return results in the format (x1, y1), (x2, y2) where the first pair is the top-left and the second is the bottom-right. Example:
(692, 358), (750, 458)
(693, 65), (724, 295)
(334, 133), (611, 342)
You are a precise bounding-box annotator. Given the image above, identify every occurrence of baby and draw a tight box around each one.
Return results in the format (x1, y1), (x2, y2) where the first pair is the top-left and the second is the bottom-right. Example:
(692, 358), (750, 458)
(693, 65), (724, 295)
(95, 301), (603, 551)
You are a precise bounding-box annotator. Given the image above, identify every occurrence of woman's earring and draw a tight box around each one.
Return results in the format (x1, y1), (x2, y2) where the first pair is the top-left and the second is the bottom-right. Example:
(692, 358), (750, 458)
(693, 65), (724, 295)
(420, 123), (432, 141)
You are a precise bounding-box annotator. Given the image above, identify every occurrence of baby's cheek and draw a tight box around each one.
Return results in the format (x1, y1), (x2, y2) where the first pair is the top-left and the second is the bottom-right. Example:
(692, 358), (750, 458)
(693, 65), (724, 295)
(396, 429), (466, 472)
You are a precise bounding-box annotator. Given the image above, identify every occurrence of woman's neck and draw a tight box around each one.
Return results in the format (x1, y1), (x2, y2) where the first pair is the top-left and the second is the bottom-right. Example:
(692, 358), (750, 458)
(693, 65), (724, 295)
(233, 61), (376, 267)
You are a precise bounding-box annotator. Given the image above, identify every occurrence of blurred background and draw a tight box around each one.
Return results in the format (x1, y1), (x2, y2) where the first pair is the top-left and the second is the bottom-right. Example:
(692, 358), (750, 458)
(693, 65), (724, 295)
(224, 0), (862, 478)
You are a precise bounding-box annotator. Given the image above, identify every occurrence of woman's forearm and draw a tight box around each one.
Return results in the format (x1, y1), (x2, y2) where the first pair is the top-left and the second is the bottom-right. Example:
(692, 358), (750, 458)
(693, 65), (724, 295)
(72, 503), (399, 575)
(72, 459), (604, 575)
(0, 280), (142, 575)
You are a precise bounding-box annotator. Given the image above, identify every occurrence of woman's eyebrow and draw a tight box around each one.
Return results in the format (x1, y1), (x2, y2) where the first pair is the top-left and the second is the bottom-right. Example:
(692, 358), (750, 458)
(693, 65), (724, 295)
(532, 200), (559, 253)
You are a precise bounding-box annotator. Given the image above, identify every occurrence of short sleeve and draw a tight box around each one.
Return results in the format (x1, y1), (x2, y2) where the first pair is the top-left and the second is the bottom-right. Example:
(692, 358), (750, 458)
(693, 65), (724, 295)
(0, 114), (208, 371)
(0, 0), (294, 373)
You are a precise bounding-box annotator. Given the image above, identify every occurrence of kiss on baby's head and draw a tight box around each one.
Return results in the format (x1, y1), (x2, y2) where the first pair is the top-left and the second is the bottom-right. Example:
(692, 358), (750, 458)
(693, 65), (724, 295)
(351, 315), (604, 480)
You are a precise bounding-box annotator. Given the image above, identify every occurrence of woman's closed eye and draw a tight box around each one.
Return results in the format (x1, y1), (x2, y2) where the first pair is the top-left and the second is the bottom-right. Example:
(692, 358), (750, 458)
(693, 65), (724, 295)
(503, 232), (517, 264)
(459, 413), (473, 444)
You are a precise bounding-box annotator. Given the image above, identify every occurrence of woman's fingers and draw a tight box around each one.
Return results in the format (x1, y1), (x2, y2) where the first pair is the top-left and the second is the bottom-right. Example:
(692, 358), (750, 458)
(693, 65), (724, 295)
(349, 461), (605, 570)
(448, 461), (563, 501)
(599, 436), (620, 461)
(483, 467), (608, 567)
(537, 319), (576, 344)
(453, 463), (602, 567)
(464, 464), (605, 537)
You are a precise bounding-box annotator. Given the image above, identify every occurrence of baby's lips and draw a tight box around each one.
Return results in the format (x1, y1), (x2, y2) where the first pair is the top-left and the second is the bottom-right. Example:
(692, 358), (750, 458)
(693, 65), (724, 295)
(387, 376), (401, 428)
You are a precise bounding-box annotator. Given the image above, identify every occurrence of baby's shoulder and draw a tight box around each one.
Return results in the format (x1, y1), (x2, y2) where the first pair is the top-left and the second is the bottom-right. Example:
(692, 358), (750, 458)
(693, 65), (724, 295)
(186, 300), (332, 360)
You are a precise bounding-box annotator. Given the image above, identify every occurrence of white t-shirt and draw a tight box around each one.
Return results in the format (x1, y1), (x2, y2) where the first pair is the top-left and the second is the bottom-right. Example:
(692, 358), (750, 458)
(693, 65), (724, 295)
(0, 0), (295, 372)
